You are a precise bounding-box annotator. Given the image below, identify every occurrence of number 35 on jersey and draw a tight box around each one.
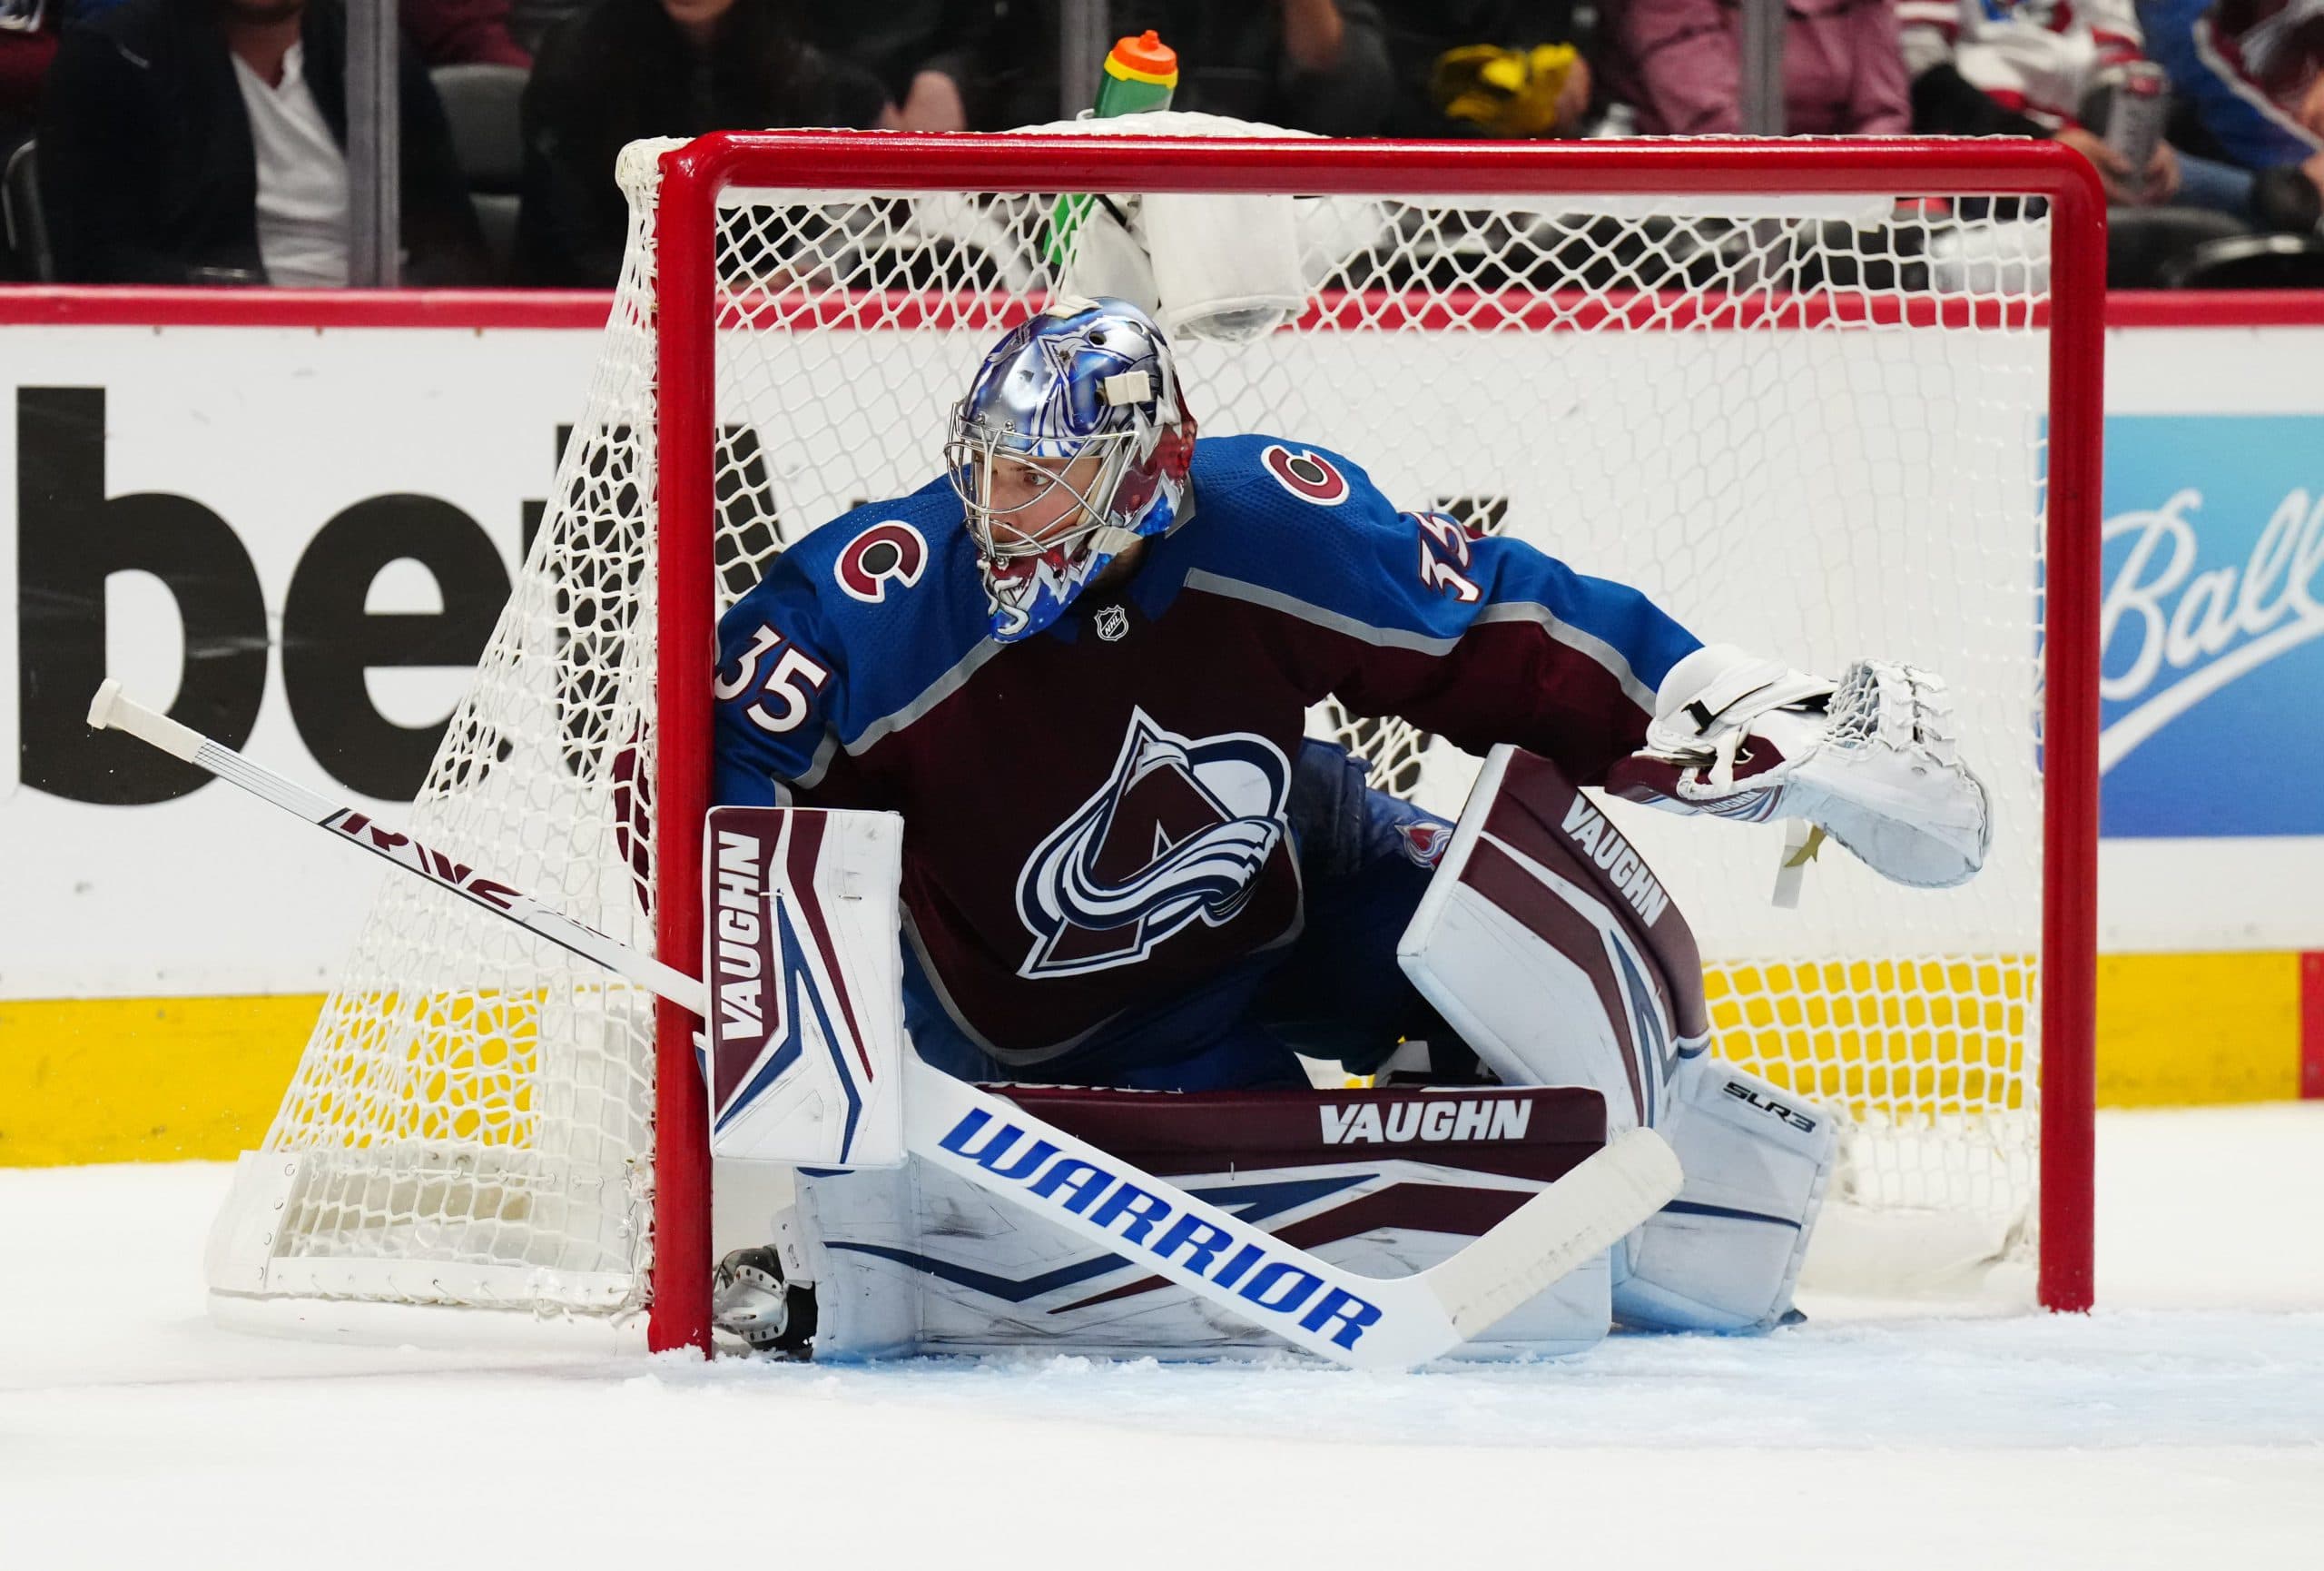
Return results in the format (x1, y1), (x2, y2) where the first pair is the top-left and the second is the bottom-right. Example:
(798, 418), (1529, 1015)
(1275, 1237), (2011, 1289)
(715, 624), (831, 735)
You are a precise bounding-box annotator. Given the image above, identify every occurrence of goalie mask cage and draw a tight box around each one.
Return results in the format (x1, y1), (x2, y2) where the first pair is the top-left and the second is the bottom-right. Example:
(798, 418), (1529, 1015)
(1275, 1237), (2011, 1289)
(205, 128), (2101, 1355)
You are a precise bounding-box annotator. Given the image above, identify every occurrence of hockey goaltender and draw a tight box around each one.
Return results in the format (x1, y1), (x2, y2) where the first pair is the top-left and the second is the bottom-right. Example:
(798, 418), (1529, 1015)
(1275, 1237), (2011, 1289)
(700, 288), (1991, 1363)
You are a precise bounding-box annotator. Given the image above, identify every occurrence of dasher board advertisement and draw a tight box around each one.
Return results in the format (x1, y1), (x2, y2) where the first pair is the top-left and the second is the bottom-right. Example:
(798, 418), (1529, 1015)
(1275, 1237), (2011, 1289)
(4, 305), (2324, 1002)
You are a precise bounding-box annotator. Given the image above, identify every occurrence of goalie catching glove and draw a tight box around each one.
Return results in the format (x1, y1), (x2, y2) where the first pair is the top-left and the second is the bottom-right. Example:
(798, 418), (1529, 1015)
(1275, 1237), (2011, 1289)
(1605, 644), (1992, 891)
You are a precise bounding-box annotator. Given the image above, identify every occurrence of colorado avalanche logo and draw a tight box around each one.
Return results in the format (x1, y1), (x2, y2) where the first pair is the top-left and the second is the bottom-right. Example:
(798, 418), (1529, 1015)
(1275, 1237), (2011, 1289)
(1397, 819), (1453, 867)
(834, 520), (928, 604)
(1016, 708), (1292, 979)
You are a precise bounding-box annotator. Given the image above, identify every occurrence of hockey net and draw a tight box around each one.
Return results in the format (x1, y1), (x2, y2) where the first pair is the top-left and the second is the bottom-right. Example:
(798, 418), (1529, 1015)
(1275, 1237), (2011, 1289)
(207, 125), (2100, 1350)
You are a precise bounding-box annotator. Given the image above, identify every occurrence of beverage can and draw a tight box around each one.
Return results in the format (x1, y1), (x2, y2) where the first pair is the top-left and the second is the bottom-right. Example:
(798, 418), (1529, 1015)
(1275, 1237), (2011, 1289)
(2103, 62), (2170, 174)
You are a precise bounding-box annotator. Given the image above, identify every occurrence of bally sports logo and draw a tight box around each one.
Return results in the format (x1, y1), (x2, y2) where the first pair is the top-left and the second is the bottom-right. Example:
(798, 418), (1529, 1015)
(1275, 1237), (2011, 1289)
(1320, 1096), (1534, 1145)
(2101, 483), (2324, 772)
(1557, 797), (1672, 925)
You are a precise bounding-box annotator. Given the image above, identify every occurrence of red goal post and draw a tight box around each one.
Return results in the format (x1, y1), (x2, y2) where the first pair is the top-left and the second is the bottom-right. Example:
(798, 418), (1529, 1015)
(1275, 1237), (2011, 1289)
(644, 133), (2103, 1353)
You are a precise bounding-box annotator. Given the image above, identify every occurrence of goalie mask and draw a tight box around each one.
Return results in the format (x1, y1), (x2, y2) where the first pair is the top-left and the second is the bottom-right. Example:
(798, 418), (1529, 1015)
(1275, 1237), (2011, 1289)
(946, 297), (1196, 642)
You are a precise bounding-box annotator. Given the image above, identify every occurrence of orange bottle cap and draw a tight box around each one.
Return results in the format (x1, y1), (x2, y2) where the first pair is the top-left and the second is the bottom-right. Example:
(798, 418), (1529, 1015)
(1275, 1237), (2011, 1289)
(1108, 30), (1180, 84)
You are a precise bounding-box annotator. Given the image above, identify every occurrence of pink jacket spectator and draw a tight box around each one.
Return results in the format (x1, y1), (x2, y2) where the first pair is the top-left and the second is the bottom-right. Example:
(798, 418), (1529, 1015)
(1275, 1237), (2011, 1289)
(1608, 0), (1910, 134)
(2, 0), (59, 133)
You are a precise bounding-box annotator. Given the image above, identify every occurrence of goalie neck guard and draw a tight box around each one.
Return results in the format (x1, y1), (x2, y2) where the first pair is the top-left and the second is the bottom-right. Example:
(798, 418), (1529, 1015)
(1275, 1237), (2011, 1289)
(945, 297), (1196, 642)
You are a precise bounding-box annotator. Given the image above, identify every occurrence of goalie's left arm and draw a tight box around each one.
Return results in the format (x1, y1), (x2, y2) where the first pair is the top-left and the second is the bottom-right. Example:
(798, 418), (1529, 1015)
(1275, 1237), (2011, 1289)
(1601, 642), (1993, 890)
(1196, 437), (1703, 781)
(1197, 447), (1990, 889)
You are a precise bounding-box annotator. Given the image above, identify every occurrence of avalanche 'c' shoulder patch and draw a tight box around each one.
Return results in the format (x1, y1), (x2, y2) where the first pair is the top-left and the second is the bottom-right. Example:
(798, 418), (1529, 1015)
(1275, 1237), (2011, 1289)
(835, 520), (930, 603)
(1260, 444), (1351, 506)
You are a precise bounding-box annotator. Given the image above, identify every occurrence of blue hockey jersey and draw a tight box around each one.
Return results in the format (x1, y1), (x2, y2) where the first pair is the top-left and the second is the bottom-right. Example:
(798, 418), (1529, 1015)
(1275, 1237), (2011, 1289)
(713, 434), (1700, 1065)
(2145, 0), (2324, 172)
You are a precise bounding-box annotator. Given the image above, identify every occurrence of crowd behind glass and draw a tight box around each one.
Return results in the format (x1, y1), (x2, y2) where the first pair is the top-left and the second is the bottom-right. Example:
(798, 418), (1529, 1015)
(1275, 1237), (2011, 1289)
(1, 0), (2319, 289)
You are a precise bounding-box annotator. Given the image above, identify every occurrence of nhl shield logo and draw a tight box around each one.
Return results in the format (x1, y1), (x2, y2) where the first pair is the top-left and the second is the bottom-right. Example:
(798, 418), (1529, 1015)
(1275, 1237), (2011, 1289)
(1015, 707), (1292, 978)
(1093, 604), (1129, 642)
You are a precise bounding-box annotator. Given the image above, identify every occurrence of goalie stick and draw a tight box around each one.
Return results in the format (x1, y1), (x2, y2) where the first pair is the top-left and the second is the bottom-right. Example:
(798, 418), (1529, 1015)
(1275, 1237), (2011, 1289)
(88, 678), (1682, 1369)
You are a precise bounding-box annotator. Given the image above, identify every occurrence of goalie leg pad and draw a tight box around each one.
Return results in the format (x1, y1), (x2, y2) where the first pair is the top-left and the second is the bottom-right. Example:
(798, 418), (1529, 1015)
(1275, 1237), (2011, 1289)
(1396, 746), (1713, 1135)
(791, 1164), (928, 1359)
(794, 1085), (1615, 1361)
(701, 805), (909, 1168)
(1396, 745), (1837, 1332)
(1611, 1059), (1836, 1333)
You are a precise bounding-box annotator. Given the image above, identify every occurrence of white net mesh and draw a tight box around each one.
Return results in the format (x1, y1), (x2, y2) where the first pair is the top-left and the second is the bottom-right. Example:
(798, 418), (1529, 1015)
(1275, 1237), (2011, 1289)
(219, 126), (2060, 1328)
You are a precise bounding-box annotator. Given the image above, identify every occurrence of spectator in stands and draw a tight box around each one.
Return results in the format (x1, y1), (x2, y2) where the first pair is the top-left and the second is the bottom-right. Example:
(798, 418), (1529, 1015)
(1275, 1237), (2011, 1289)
(517, 0), (891, 286)
(804, 3), (1006, 131)
(37, 0), (487, 284)
(1112, 1), (1395, 134)
(2, 0), (59, 152)
(960, 0), (1070, 128)
(1376, 1), (1599, 137)
(1900, 0), (2181, 204)
(506, 0), (565, 54)
(403, 0), (528, 66)
(2141, 0), (2324, 232)
(1601, 0), (1909, 135)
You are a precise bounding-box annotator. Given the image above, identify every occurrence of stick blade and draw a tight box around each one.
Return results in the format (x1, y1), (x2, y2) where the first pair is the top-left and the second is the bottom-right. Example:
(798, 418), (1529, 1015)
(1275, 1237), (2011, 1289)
(1425, 1126), (1684, 1340)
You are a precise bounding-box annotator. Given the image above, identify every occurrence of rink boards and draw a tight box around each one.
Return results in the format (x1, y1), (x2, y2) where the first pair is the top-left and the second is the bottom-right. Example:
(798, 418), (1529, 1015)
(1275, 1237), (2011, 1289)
(0, 295), (2319, 1161)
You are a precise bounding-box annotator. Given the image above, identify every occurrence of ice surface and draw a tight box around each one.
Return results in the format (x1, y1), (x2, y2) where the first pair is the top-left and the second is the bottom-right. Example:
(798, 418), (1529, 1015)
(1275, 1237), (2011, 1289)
(5, 1106), (2320, 1569)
